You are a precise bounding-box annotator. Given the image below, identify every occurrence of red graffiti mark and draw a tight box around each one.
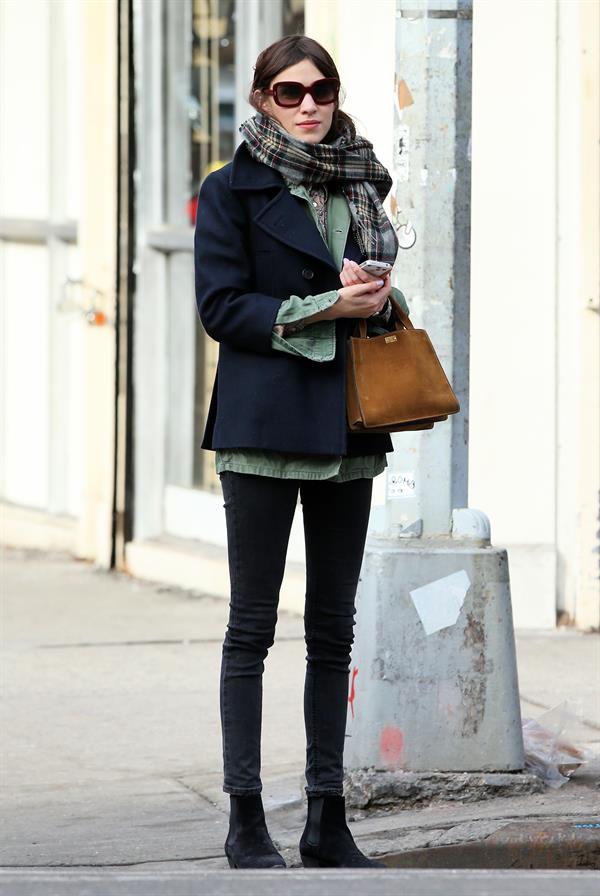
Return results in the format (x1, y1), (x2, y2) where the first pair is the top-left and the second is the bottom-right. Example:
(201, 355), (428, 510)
(380, 725), (404, 767)
(348, 666), (359, 719)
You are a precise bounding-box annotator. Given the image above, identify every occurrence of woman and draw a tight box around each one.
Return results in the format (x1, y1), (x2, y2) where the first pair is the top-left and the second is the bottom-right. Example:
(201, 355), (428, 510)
(194, 35), (407, 870)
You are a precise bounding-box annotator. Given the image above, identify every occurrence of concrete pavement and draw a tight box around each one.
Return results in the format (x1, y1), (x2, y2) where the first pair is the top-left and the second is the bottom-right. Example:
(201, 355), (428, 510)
(1, 546), (599, 892)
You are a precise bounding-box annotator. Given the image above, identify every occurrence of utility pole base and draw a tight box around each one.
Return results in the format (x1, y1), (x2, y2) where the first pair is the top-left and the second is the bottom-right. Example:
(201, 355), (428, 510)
(344, 529), (524, 776)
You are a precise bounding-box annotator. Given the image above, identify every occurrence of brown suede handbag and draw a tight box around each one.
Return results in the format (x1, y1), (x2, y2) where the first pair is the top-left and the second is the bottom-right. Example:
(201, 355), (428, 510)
(346, 297), (460, 434)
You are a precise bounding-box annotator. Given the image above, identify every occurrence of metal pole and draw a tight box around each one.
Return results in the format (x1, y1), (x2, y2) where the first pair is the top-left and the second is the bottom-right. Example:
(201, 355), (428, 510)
(371, 0), (471, 539)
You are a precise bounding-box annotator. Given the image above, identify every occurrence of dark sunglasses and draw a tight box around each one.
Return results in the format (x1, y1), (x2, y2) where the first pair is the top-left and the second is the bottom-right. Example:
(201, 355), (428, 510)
(262, 77), (340, 108)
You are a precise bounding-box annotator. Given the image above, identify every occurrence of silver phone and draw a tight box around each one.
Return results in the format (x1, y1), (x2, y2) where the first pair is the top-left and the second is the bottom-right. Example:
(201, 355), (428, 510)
(359, 260), (392, 277)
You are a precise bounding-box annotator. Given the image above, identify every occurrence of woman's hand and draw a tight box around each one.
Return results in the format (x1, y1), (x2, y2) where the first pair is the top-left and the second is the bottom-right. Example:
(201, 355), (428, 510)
(339, 258), (386, 287)
(298, 262), (392, 326)
(325, 274), (391, 320)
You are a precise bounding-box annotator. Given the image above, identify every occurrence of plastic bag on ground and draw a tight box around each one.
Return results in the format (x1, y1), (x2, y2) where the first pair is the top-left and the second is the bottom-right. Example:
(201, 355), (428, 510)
(522, 700), (593, 788)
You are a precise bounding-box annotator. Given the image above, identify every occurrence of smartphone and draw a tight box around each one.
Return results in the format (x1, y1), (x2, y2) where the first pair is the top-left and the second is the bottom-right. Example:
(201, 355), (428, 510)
(359, 260), (392, 277)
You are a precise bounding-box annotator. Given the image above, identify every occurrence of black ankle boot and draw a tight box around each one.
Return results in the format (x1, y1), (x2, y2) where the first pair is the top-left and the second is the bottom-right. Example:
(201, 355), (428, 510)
(299, 794), (385, 868)
(224, 794), (286, 869)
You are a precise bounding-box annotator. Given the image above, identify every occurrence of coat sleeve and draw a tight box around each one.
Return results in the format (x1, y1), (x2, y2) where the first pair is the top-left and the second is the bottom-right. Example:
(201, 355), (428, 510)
(194, 171), (283, 354)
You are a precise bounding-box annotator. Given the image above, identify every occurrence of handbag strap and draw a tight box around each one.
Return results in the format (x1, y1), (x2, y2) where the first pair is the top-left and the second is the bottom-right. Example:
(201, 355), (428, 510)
(356, 296), (415, 338)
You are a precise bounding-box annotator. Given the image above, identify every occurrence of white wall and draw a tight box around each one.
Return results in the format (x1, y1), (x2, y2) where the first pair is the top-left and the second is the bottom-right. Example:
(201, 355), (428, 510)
(470, 0), (557, 546)
(0, 0), (85, 519)
(1, 244), (50, 507)
(470, 0), (559, 626)
(470, 0), (599, 628)
(0, 0), (50, 219)
(1, 0), (51, 509)
(554, 0), (599, 629)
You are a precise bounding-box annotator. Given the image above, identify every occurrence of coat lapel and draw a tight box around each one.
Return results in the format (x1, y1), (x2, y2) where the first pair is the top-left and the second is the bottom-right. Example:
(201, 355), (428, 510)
(253, 189), (339, 272)
(229, 143), (340, 273)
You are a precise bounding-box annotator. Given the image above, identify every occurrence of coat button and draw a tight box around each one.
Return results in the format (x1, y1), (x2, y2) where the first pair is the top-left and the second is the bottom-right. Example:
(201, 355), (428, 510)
(302, 268), (314, 280)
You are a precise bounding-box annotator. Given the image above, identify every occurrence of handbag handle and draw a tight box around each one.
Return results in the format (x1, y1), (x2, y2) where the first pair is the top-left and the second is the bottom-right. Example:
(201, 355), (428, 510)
(356, 296), (414, 338)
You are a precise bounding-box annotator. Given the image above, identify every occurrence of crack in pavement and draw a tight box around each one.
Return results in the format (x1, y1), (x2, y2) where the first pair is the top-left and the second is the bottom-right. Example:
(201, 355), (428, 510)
(0, 856), (227, 869)
(1, 636), (304, 651)
(172, 778), (228, 816)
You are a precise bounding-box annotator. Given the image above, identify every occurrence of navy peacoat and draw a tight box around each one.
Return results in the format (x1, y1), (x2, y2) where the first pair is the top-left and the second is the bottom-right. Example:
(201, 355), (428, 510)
(194, 142), (393, 458)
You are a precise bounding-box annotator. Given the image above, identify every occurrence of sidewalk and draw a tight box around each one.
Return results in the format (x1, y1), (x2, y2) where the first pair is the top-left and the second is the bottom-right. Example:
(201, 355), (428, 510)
(1, 546), (598, 880)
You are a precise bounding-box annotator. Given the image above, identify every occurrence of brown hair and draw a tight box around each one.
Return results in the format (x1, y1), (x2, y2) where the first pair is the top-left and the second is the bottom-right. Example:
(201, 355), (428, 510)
(249, 35), (356, 142)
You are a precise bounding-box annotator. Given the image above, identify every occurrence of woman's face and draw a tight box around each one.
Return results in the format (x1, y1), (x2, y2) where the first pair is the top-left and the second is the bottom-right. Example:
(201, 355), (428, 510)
(257, 58), (336, 144)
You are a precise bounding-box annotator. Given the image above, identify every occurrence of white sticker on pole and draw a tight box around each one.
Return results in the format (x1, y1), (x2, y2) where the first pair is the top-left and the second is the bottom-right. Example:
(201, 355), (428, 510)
(410, 570), (471, 635)
(387, 471), (416, 499)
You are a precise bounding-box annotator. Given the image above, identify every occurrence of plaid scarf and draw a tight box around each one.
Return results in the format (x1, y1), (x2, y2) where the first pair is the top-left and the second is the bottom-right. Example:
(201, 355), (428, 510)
(239, 114), (398, 266)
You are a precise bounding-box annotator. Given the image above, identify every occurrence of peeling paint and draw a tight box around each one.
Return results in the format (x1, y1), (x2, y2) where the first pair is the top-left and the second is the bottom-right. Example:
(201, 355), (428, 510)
(457, 671), (487, 736)
(463, 612), (485, 650)
(396, 78), (415, 109)
(458, 610), (488, 734)
(371, 656), (385, 680)
(438, 43), (456, 59)
(394, 124), (410, 182)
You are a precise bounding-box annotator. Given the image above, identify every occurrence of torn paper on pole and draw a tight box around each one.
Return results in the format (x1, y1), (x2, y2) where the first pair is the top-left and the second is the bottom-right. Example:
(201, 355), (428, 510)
(410, 570), (471, 635)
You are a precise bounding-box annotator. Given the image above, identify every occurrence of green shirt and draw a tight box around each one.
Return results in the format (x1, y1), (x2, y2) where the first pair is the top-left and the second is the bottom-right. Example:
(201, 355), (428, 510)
(215, 182), (408, 482)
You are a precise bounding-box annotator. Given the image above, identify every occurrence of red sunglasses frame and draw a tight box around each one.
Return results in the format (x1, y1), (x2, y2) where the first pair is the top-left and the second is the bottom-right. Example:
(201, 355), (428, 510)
(262, 77), (340, 108)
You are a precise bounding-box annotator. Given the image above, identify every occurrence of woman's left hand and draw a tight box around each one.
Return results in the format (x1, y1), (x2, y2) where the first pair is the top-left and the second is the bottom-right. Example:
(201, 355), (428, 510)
(339, 258), (384, 288)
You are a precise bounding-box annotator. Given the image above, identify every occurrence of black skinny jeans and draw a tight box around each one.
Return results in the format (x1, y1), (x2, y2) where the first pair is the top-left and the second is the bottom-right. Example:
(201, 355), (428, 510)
(219, 471), (373, 797)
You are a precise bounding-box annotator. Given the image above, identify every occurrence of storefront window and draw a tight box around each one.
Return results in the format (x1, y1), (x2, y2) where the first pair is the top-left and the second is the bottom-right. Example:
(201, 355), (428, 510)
(188, 0), (236, 228)
(283, 0), (304, 37)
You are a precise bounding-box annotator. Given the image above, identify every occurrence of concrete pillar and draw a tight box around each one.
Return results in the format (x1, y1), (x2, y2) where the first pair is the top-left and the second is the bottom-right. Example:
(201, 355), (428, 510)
(345, 0), (524, 783)
(345, 518), (524, 773)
